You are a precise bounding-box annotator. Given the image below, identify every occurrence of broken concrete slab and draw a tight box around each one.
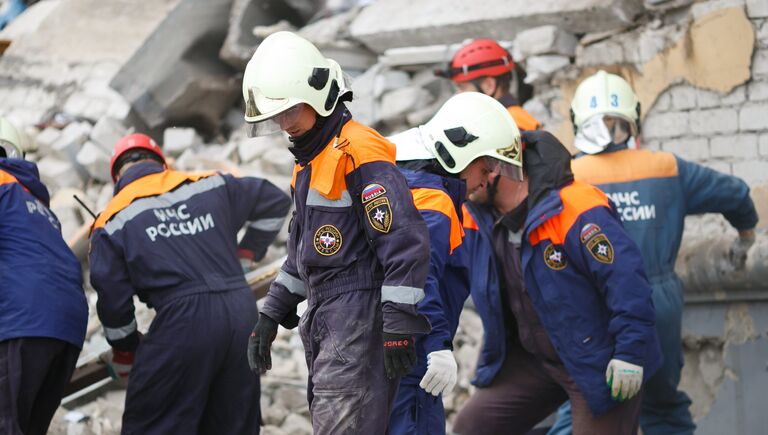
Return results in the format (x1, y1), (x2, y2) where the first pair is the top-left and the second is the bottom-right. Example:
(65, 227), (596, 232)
(90, 117), (128, 154)
(111, 0), (238, 135)
(513, 25), (578, 60)
(163, 127), (203, 157)
(297, 8), (376, 72)
(523, 55), (571, 84)
(349, 0), (645, 53)
(261, 148), (295, 176)
(0, 0), (62, 42)
(237, 134), (285, 163)
(75, 141), (112, 183)
(37, 156), (84, 191)
(378, 86), (434, 123)
(747, 0), (768, 18)
(34, 127), (62, 155)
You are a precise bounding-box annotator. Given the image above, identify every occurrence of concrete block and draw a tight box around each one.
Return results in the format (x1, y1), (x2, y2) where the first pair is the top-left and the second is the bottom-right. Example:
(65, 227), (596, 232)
(691, 0), (745, 19)
(237, 134), (285, 163)
(90, 117), (128, 154)
(280, 414), (312, 435)
(349, 0), (645, 53)
(513, 25), (578, 60)
(378, 86), (434, 123)
(689, 108), (738, 135)
(720, 85), (747, 105)
(670, 85), (697, 110)
(163, 127), (202, 157)
(37, 156), (84, 190)
(705, 161), (732, 175)
(52, 122), (91, 162)
(76, 141), (112, 183)
(747, 79), (768, 101)
(576, 38), (625, 67)
(747, 0), (768, 18)
(739, 104), (768, 131)
(696, 88), (721, 108)
(111, 0), (239, 134)
(374, 70), (411, 98)
(759, 133), (768, 155)
(642, 111), (689, 139)
(710, 134), (758, 159)
(523, 55), (570, 84)
(261, 148), (295, 176)
(651, 92), (672, 112)
(0, 0), (62, 41)
(62, 92), (92, 118)
(35, 127), (62, 155)
(662, 137), (709, 161)
(754, 48), (768, 76)
(757, 20), (768, 48)
(733, 160), (768, 184)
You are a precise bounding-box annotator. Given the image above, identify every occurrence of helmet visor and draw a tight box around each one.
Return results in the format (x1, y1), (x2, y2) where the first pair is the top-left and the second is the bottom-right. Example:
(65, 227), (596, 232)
(246, 103), (305, 138)
(482, 156), (523, 181)
(0, 140), (23, 159)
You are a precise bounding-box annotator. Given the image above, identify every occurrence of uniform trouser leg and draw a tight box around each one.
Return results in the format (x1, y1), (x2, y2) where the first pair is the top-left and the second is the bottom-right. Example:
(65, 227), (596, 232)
(122, 290), (260, 435)
(0, 337), (80, 435)
(452, 347), (567, 435)
(387, 381), (445, 435)
(640, 281), (695, 435)
(300, 289), (397, 435)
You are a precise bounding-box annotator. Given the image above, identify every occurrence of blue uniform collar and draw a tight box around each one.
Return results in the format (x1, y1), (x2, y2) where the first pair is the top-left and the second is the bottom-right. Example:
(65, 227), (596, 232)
(401, 168), (466, 217)
(114, 161), (165, 194)
(0, 158), (50, 206)
(523, 187), (566, 238)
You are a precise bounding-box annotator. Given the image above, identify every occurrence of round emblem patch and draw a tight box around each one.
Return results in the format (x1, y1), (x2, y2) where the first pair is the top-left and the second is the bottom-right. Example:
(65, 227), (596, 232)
(543, 243), (567, 270)
(314, 224), (343, 256)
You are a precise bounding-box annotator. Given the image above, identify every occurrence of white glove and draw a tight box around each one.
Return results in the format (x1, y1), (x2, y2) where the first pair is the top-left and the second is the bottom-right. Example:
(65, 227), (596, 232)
(605, 359), (643, 401)
(419, 350), (458, 396)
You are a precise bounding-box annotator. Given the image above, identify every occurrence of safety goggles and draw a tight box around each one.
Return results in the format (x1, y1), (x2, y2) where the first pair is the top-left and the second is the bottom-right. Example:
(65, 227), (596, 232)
(482, 156), (523, 181)
(0, 140), (23, 159)
(246, 103), (305, 138)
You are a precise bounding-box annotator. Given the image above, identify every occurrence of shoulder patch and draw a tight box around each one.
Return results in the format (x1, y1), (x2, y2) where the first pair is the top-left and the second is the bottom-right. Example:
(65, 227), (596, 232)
(365, 197), (392, 233)
(579, 223), (602, 243)
(586, 233), (614, 264)
(314, 224), (343, 256)
(362, 183), (386, 203)
(543, 243), (567, 270)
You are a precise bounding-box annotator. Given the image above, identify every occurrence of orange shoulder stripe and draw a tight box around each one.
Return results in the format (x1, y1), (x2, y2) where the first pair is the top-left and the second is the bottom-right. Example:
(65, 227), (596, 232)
(507, 106), (541, 131)
(572, 149), (678, 185)
(0, 169), (19, 186)
(461, 203), (479, 231)
(411, 187), (464, 254)
(93, 170), (216, 230)
(529, 181), (610, 246)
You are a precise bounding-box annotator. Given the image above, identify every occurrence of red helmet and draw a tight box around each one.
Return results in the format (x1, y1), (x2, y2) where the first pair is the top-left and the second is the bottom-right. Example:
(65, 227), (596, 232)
(436, 39), (515, 83)
(109, 133), (166, 182)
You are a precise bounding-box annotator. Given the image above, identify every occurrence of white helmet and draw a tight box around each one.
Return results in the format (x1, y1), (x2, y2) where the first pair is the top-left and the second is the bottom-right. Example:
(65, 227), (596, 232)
(242, 31), (346, 136)
(0, 117), (25, 159)
(571, 70), (640, 154)
(408, 92), (523, 180)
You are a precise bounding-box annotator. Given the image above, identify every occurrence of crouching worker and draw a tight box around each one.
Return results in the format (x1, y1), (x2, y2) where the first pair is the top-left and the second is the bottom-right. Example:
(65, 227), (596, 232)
(89, 133), (291, 435)
(387, 92), (523, 434)
(243, 32), (432, 435)
(453, 131), (662, 435)
(0, 118), (88, 435)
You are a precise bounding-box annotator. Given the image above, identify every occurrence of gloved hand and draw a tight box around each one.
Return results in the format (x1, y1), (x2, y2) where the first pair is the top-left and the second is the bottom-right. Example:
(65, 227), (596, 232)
(101, 349), (135, 380)
(419, 349), (458, 396)
(729, 230), (755, 270)
(606, 359), (643, 401)
(383, 332), (416, 379)
(247, 313), (279, 374)
(238, 248), (255, 273)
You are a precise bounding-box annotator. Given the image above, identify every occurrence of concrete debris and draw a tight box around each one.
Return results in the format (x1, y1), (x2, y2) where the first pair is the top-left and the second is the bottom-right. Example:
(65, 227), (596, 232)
(512, 25), (578, 61)
(163, 127), (203, 157)
(75, 141), (112, 183)
(523, 55), (571, 84)
(90, 117), (129, 154)
(34, 127), (63, 155)
(378, 86), (435, 123)
(260, 147), (295, 177)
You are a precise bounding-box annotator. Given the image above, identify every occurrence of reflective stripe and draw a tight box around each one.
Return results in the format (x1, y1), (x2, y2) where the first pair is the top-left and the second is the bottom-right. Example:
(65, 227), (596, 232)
(275, 270), (307, 297)
(104, 318), (137, 341)
(104, 175), (225, 235)
(381, 285), (425, 304)
(306, 188), (352, 207)
(248, 216), (285, 232)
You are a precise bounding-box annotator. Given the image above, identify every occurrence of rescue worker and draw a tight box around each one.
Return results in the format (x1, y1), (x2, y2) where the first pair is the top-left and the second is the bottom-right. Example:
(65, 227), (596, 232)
(386, 92), (522, 434)
(453, 129), (662, 435)
(547, 71), (759, 435)
(89, 133), (291, 435)
(0, 117), (88, 435)
(243, 32), (431, 435)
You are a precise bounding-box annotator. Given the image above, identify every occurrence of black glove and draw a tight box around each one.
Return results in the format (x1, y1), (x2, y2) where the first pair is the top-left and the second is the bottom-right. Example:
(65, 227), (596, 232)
(247, 313), (279, 374)
(383, 332), (416, 379)
(279, 310), (300, 329)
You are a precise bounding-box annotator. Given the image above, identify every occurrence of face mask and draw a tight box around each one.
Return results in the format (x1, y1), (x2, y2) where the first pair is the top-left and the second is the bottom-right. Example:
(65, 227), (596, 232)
(574, 114), (613, 154)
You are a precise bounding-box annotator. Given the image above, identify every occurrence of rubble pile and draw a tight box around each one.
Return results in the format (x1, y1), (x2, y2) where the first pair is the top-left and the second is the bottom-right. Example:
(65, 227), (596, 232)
(0, 0), (766, 433)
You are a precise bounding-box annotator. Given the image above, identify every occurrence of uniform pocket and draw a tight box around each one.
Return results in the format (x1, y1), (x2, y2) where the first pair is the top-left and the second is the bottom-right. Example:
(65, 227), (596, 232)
(301, 205), (360, 268)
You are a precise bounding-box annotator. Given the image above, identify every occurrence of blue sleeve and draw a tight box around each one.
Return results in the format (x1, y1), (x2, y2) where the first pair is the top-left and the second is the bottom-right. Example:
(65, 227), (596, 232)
(224, 174), (292, 261)
(260, 208), (306, 326)
(677, 156), (758, 230)
(565, 206), (656, 367)
(89, 229), (140, 352)
(417, 209), (453, 354)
